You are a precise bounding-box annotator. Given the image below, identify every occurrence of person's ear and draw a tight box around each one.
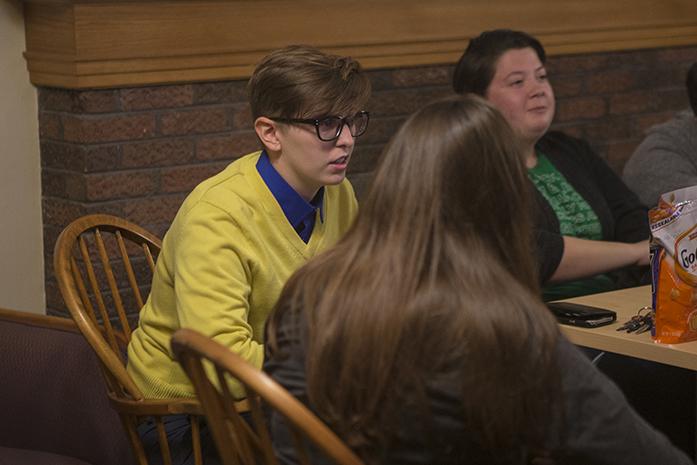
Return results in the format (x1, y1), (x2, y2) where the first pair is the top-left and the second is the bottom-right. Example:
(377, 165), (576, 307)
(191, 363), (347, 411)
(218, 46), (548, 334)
(254, 117), (282, 152)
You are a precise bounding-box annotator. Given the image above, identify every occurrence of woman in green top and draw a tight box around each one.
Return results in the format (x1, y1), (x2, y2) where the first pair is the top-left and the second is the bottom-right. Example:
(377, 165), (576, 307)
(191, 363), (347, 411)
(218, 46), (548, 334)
(453, 29), (650, 300)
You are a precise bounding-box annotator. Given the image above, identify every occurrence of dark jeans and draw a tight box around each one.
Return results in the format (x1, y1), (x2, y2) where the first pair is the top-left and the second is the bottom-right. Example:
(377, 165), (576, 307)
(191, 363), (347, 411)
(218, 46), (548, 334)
(137, 414), (221, 465)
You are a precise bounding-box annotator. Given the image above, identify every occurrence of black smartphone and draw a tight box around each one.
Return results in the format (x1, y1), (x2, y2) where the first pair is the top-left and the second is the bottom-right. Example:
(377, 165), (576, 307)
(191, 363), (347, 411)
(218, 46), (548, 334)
(547, 302), (617, 328)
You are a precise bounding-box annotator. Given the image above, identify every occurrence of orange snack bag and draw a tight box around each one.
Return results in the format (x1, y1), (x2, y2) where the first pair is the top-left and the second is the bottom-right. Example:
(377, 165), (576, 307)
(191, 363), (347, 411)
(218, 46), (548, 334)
(649, 186), (697, 344)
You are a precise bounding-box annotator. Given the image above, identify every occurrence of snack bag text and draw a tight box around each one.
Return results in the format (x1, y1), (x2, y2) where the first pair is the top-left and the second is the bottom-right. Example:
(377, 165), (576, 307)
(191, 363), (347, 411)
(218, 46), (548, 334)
(649, 186), (697, 343)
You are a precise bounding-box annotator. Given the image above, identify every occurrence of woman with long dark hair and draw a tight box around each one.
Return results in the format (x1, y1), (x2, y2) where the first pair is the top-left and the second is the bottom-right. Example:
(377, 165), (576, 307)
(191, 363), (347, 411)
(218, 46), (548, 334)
(264, 95), (689, 465)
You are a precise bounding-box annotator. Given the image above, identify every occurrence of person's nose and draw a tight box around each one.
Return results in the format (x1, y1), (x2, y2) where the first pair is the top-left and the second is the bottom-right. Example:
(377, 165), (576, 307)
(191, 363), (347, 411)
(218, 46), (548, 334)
(335, 122), (355, 147)
(530, 79), (548, 98)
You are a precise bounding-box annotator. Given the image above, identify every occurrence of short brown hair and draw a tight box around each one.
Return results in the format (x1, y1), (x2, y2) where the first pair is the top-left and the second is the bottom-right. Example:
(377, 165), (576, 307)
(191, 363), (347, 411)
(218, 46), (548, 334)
(453, 29), (546, 96)
(248, 45), (371, 120)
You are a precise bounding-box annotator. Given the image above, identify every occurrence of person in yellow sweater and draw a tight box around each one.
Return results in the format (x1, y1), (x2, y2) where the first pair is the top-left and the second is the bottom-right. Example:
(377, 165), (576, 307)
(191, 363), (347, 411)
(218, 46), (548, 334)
(126, 45), (371, 464)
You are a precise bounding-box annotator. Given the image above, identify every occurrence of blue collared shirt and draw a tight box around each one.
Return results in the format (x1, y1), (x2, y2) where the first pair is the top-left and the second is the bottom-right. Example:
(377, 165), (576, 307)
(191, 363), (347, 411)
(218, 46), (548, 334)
(256, 151), (324, 243)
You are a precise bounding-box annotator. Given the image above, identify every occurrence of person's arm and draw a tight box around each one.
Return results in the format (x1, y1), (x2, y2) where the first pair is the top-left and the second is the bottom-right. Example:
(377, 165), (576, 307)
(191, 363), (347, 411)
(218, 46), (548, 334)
(174, 201), (264, 378)
(556, 337), (692, 465)
(624, 132), (697, 208)
(549, 237), (649, 283)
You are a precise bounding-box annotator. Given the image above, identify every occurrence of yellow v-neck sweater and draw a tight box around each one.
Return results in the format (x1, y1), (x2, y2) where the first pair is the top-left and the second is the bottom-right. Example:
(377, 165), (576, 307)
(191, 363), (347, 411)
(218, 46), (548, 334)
(127, 151), (358, 399)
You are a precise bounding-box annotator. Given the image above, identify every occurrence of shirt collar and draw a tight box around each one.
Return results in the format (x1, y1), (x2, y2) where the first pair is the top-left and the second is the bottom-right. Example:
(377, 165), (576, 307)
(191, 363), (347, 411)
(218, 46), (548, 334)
(256, 151), (325, 228)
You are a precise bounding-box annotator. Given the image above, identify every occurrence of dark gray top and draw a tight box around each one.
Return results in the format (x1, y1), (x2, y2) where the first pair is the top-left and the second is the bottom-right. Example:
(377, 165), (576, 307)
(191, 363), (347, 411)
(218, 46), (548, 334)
(623, 110), (697, 208)
(264, 309), (692, 465)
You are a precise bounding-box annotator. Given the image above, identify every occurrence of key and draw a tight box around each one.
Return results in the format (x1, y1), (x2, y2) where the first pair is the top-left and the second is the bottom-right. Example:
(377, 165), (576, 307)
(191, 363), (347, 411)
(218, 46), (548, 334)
(617, 315), (642, 332)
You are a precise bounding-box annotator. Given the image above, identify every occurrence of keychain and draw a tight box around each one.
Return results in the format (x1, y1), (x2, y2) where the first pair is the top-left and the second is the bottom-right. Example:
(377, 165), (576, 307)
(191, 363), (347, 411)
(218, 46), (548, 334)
(616, 306), (654, 334)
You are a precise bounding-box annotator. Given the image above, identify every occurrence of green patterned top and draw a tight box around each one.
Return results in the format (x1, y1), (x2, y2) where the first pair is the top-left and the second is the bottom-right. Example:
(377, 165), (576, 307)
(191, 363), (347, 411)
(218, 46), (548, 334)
(529, 153), (614, 300)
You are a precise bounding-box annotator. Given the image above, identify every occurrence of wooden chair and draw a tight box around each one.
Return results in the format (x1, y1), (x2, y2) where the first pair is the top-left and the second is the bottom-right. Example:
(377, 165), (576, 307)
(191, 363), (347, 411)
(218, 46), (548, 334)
(53, 214), (204, 465)
(171, 328), (365, 465)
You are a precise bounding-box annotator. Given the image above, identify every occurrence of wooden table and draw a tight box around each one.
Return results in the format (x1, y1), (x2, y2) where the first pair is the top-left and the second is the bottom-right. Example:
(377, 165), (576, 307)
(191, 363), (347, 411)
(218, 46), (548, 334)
(558, 285), (697, 371)
(560, 285), (697, 458)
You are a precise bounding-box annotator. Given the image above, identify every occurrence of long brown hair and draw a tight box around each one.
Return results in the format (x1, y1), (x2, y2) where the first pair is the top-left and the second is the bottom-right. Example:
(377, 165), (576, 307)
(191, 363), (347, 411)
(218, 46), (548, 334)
(268, 95), (562, 464)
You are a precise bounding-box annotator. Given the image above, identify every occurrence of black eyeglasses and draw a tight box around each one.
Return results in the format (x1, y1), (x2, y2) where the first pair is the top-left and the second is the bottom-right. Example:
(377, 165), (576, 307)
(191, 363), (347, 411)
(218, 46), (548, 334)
(271, 111), (370, 142)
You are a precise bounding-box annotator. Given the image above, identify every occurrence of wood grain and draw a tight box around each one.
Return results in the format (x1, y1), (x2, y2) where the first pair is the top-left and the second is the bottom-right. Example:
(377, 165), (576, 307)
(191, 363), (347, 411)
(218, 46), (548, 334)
(21, 0), (697, 89)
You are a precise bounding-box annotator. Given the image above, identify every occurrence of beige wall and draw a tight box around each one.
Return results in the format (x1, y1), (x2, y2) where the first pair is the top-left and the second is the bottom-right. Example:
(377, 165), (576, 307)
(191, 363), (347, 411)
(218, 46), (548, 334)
(0, 0), (44, 313)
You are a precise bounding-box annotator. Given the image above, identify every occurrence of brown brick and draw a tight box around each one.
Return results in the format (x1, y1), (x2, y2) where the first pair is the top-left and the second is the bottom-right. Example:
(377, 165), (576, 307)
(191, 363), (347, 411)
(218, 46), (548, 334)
(42, 169), (86, 199)
(656, 46), (697, 64)
(161, 163), (228, 194)
(39, 112), (62, 139)
(42, 197), (86, 229)
(121, 194), (187, 225)
(196, 132), (259, 161)
(160, 108), (230, 135)
(609, 91), (663, 115)
(359, 116), (402, 145)
(392, 66), (453, 87)
(193, 81), (247, 104)
(45, 280), (68, 317)
(555, 96), (606, 122)
(368, 70), (397, 91)
(656, 88), (690, 112)
(605, 139), (641, 174)
(598, 50), (659, 68)
(122, 139), (195, 168)
(638, 66), (686, 91)
(633, 111), (676, 135)
(39, 89), (74, 112)
(40, 142), (121, 172)
(231, 103), (253, 130)
(584, 69), (638, 95)
(346, 171), (375, 201)
(84, 145), (122, 172)
(147, 222), (170, 239)
(75, 90), (121, 113)
(546, 54), (613, 75)
(583, 117), (634, 141)
(370, 87), (451, 117)
(83, 200), (126, 218)
(41, 142), (83, 171)
(85, 170), (159, 201)
(121, 85), (194, 111)
(348, 144), (382, 174)
(551, 75), (583, 98)
(549, 123), (583, 139)
(62, 113), (156, 143)
(39, 88), (120, 113)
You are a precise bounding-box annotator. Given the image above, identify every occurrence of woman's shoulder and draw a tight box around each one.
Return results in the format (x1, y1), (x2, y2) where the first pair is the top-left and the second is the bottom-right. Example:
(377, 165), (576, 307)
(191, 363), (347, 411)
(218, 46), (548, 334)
(537, 131), (606, 172)
(538, 131), (594, 158)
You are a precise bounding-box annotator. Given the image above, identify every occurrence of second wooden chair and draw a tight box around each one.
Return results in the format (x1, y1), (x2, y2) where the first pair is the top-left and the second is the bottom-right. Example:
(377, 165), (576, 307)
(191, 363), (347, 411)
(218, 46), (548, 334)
(171, 328), (365, 465)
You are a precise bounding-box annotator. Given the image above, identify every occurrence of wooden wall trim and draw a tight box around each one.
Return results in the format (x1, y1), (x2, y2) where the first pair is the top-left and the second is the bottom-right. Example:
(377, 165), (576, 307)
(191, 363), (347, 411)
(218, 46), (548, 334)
(22, 0), (697, 89)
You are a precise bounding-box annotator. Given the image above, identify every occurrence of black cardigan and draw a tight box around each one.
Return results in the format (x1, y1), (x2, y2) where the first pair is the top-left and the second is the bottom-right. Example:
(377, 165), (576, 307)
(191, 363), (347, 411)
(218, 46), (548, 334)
(533, 131), (649, 284)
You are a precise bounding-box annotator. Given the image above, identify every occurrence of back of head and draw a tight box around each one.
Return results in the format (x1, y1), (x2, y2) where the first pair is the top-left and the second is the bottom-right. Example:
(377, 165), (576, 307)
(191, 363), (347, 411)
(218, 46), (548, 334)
(688, 62), (697, 116)
(248, 45), (371, 120)
(360, 94), (540, 290)
(453, 29), (546, 95)
(270, 95), (561, 464)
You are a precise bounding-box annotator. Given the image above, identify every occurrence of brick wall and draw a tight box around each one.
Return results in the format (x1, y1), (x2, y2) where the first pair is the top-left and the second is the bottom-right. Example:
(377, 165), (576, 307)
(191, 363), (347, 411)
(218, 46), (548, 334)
(39, 45), (697, 315)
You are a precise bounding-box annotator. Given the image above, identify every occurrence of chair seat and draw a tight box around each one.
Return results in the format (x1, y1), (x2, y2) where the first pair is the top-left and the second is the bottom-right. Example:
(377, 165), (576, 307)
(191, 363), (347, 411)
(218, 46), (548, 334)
(0, 446), (93, 465)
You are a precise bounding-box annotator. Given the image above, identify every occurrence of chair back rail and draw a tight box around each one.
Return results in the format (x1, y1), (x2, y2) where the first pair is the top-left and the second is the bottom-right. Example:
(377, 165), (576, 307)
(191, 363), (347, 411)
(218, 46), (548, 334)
(172, 328), (366, 465)
(54, 214), (204, 465)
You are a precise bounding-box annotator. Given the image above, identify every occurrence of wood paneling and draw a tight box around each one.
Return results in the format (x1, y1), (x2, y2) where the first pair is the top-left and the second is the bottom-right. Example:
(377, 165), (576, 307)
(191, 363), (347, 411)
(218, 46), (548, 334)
(21, 0), (697, 89)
